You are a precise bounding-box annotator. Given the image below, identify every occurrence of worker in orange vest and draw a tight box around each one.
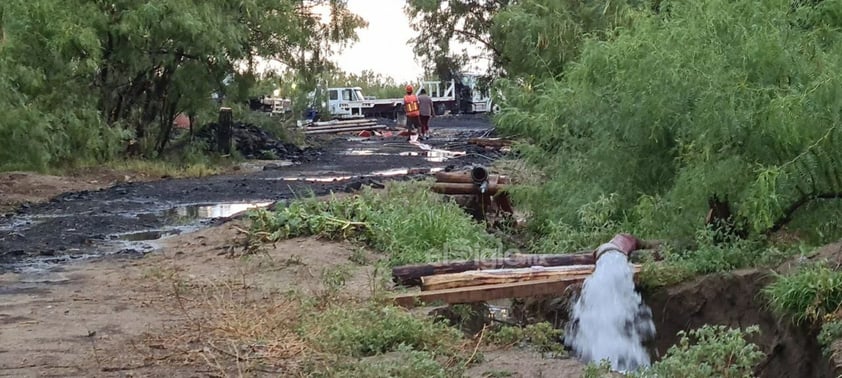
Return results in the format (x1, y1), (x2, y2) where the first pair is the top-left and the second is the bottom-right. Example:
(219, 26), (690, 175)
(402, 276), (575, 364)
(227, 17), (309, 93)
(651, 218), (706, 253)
(404, 85), (422, 142)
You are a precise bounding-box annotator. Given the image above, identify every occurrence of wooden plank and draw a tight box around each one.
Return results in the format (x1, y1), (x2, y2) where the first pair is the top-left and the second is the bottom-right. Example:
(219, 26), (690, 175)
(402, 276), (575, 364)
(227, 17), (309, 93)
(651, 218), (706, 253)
(391, 252), (595, 287)
(421, 265), (641, 291)
(392, 276), (585, 308)
(422, 266), (593, 291)
(392, 268), (642, 308)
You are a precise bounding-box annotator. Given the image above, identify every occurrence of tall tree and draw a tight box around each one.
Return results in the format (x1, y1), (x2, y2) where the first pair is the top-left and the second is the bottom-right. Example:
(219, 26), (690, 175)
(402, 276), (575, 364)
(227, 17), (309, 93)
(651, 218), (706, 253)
(0, 0), (366, 169)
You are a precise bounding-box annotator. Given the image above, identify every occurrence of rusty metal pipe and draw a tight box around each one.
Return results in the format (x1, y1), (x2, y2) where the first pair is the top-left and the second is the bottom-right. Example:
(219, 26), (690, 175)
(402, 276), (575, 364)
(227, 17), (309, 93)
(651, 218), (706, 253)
(430, 182), (505, 195)
(593, 233), (640, 262)
(434, 171), (508, 184)
(471, 166), (489, 185)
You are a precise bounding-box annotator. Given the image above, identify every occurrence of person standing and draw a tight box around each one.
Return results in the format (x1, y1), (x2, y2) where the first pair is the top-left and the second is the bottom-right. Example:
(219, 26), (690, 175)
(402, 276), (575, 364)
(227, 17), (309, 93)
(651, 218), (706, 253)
(403, 85), (422, 142)
(417, 88), (434, 140)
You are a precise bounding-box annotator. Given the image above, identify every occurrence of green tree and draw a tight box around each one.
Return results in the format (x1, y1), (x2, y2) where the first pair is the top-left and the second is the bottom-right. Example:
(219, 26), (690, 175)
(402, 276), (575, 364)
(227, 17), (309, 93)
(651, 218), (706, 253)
(495, 0), (842, 242)
(0, 0), (366, 170)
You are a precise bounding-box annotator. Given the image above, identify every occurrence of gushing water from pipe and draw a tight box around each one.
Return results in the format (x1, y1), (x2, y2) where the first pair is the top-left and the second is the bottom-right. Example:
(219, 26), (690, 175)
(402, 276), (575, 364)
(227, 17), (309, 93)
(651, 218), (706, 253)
(564, 236), (656, 372)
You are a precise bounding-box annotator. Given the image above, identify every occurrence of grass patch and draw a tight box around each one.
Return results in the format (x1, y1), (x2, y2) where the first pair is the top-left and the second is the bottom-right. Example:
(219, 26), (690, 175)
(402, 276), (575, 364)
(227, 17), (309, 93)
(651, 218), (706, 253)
(140, 265), (474, 377)
(631, 325), (764, 378)
(486, 322), (565, 356)
(102, 158), (228, 178)
(818, 320), (842, 356)
(763, 262), (842, 326)
(638, 229), (803, 290)
(247, 181), (502, 266)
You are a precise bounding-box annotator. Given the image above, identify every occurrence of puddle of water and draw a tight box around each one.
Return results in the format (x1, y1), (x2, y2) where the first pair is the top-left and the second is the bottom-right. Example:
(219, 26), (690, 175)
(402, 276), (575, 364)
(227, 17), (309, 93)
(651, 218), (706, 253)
(369, 167), (445, 176)
(111, 229), (183, 241)
(167, 202), (273, 219)
(398, 149), (466, 162)
(340, 149), (391, 157)
(272, 176), (355, 183)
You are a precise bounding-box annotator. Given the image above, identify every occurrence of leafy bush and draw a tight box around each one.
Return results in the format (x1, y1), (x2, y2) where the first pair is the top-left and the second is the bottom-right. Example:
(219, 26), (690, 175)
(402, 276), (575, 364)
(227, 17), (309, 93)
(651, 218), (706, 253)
(487, 322), (565, 356)
(248, 181), (502, 266)
(494, 0), (842, 244)
(632, 325), (765, 378)
(764, 263), (842, 325)
(639, 229), (800, 289)
(818, 320), (842, 356)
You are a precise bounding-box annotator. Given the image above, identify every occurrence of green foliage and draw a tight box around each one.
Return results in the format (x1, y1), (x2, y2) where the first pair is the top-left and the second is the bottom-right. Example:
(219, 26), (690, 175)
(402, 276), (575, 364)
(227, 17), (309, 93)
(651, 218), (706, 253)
(327, 69), (410, 99)
(583, 360), (613, 378)
(632, 325), (765, 378)
(494, 0), (842, 243)
(528, 193), (622, 253)
(0, 0), (364, 171)
(639, 229), (799, 289)
(818, 320), (842, 356)
(248, 181), (502, 266)
(764, 262), (842, 325)
(491, 0), (635, 80)
(487, 322), (564, 355)
(303, 303), (465, 359)
(326, 347), (454, 378)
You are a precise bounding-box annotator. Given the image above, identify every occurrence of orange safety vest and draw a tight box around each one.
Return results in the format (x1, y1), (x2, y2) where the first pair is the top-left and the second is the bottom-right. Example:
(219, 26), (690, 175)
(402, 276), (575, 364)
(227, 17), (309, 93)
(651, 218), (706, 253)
(404, 94), (420, 117)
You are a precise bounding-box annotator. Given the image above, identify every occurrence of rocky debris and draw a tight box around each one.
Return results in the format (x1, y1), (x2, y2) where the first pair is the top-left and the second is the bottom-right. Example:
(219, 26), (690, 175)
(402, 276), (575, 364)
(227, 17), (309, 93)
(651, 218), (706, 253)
(199, 122), (321, 162)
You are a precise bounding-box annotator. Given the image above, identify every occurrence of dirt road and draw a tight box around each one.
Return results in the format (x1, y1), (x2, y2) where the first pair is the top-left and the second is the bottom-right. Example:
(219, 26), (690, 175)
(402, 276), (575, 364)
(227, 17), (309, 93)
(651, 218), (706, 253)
(0, 115), (498, 273)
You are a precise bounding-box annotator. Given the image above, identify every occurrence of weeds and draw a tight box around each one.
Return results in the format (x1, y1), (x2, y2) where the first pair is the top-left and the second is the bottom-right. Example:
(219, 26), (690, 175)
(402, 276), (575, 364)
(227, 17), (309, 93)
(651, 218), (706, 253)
(818, 320), (842, 356)
(632, 325), (764, 378)
(639, 228), (800, 289)
(764, 262), (842, 326)
(141, 265), (473, 376)
(247, 181), (501, 266)
(486, 322), (565, 356)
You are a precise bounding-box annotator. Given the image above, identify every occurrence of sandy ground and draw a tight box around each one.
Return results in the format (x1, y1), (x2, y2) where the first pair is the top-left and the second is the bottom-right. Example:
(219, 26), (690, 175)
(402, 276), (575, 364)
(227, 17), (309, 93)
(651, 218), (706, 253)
(0, 217), (592, 377)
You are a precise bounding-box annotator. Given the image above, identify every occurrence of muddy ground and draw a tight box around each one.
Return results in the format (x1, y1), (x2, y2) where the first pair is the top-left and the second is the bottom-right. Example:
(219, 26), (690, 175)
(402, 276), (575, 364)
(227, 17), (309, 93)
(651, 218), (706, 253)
(2, 113), (840, 377)
(0, 115), (500, 272)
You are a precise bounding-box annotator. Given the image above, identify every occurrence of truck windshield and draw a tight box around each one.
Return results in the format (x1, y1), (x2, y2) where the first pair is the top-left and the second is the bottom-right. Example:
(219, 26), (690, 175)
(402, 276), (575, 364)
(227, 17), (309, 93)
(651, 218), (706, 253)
(354, 89), (364, 101)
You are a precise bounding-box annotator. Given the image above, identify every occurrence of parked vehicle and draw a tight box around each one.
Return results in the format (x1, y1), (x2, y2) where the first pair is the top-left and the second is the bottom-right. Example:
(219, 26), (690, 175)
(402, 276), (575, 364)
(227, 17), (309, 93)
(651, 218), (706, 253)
(254, 73), (499, 121)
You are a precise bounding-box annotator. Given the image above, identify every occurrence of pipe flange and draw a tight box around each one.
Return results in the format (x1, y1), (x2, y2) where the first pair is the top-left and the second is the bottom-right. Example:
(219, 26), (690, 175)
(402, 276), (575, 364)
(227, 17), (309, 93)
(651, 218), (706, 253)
(594, 243), (625, 261)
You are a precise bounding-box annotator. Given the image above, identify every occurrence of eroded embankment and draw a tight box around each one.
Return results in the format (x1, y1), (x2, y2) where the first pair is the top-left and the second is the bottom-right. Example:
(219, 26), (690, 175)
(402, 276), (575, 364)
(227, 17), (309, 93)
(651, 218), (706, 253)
(645, 269), (834, 378)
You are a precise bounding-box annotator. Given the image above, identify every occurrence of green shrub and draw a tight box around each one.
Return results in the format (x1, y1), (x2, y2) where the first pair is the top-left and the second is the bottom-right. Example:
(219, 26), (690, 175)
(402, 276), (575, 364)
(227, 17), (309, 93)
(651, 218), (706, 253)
(764, 263), (842, 325)
(495, 0), (842, 244)
(302, 303), (465, 358)
(633, 325), (765, 378)
(248, 181), (502, 266)
(818, 320), (842, 357)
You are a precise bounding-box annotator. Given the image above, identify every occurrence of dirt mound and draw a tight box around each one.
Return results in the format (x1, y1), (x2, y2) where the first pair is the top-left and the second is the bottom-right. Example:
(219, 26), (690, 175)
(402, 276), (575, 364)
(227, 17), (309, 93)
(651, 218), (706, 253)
(645, 269), (833, 378)
(199, 122), (321, 162)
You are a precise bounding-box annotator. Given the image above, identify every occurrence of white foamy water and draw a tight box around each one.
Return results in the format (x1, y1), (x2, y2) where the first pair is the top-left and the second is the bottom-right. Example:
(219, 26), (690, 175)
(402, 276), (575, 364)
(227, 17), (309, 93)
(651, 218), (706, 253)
(565, 251), (656, 372)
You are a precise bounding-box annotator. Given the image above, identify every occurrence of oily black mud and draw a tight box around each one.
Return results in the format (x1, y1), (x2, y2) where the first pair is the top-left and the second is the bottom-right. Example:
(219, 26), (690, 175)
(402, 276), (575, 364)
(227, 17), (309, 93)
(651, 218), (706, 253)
(0, 115), (498, 270)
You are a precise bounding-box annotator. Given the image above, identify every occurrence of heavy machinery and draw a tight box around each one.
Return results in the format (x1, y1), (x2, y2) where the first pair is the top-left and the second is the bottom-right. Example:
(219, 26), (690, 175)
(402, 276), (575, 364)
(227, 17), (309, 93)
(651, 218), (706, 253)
(254, 73), (499, 121)
(320, 73), (498, 120)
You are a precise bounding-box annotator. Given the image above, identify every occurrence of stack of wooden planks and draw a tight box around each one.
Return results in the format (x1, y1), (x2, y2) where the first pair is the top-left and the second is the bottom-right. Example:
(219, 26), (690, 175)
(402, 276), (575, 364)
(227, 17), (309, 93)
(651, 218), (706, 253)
(304, 119), (387, 135)
(389, 256), (642, 308)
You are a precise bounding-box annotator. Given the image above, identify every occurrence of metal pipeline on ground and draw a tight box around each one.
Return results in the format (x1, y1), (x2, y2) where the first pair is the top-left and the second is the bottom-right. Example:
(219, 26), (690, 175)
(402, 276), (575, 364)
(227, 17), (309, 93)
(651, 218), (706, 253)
(593, 233), (640, 262)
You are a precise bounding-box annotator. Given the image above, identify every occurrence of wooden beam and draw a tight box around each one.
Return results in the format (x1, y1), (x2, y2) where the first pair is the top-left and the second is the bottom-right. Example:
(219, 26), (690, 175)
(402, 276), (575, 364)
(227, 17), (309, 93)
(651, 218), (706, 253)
(392, 267), (641, 308)
(421, 265), (596, 291)
(421, 265), (641, 291)
(392, 276), (584, 308)
(391, 252), (595, 287)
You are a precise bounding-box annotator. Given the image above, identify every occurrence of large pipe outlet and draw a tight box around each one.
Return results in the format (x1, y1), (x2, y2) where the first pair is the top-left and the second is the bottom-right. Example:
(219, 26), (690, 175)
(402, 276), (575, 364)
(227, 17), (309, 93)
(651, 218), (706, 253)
(593, 233), (640, 262)
(470, 166), (489, 185)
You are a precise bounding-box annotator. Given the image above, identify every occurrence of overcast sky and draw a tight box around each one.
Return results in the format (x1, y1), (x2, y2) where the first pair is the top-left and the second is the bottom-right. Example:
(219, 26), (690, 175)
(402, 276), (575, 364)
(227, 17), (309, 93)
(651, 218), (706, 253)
(256, 1), (487, 83)
(331, 1), (424, 83)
